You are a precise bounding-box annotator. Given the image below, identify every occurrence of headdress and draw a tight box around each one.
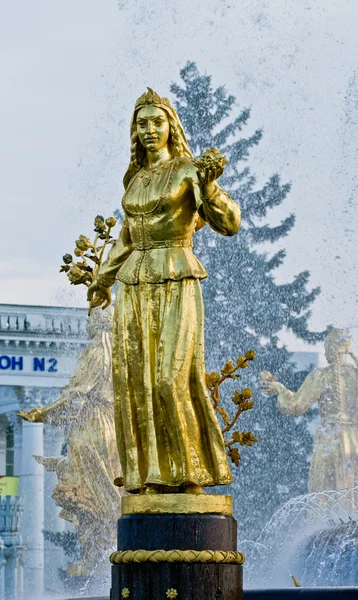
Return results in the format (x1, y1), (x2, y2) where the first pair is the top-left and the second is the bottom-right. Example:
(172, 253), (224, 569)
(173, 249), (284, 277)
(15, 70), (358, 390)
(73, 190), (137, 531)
(134, 87), (175, 116)
(135, 87), (172, 110)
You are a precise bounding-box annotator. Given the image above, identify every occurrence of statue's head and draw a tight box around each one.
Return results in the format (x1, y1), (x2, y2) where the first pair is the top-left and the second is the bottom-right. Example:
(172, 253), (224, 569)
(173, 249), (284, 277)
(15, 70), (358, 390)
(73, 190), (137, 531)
(324, 328), (351, 363)
(123, 88), (192, 188)
(88, 305), (113, 338)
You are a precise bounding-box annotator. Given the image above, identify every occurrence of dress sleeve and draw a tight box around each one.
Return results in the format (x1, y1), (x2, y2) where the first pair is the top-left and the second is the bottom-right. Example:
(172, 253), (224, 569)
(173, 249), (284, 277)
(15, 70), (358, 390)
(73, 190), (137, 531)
(275, 369), (326, 416)
(96, 221), (132, 287)
(192, 177), (241, 237)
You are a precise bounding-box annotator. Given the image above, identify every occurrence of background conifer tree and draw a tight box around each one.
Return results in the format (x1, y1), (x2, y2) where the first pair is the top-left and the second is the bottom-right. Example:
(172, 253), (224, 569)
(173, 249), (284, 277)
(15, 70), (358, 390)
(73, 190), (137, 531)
(170, 62), (326, 538)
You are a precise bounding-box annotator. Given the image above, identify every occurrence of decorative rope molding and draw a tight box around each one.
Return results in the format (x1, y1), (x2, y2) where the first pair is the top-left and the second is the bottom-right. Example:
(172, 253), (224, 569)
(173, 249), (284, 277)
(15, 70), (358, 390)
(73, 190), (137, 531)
(110, 549), (245, 565)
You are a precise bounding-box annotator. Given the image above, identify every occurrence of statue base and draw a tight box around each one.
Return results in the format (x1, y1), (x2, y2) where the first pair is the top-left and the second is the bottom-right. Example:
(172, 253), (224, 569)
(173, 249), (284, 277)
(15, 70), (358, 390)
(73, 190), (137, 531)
(110, 495), (243, 600)
(121, 493), (232, 515)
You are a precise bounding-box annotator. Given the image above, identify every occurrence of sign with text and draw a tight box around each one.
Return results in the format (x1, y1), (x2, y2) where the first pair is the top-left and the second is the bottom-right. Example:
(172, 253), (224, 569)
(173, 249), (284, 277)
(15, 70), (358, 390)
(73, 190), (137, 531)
(0, 354), (73, 377)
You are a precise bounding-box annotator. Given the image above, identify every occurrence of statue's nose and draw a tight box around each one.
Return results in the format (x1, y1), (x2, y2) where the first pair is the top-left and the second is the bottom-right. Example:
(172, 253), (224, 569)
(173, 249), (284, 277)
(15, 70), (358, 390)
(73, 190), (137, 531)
(146, 121), (154, 133)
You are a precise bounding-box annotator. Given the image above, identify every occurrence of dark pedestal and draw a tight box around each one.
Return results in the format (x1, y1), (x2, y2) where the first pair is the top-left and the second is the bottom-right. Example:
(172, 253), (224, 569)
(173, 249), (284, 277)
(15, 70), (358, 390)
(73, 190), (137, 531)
(111, 513), (243, 600)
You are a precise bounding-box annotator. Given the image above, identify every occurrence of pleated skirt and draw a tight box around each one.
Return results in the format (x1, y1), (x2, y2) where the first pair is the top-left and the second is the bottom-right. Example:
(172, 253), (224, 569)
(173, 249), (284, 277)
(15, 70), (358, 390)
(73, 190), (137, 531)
(112, 278), (232, 492)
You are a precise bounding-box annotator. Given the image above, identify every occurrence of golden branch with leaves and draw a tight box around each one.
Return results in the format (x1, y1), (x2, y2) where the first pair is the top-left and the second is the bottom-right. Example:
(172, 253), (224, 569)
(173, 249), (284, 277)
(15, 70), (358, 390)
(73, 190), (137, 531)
(60, 215), (117, 287)
(206, 350), (258, 467)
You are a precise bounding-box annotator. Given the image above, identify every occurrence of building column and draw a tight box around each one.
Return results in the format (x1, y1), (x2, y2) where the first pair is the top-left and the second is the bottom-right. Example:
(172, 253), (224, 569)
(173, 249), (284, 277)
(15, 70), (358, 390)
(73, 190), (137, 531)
(43, 423), (66, 594)
(0, 536), (5, 600)
(1, 496), (25, 600)
(19, 387), (45, 598)
(13, 417), (22, 478)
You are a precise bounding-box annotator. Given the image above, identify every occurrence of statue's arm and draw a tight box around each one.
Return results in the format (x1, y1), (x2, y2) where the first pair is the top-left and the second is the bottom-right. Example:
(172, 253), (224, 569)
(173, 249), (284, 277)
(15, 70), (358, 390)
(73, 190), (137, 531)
(199, 184), (241, 236)
(96, 221), (132, 287)
(266, 369), (326, 417)
(18, 393), (70, 424)
(188, 163), (241, 236)
(40, 395), (71, 424)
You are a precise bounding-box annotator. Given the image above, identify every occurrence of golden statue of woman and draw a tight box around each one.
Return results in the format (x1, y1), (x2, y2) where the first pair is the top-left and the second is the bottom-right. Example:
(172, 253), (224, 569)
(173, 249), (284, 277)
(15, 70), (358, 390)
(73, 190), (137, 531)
(87, 88), (241, 495)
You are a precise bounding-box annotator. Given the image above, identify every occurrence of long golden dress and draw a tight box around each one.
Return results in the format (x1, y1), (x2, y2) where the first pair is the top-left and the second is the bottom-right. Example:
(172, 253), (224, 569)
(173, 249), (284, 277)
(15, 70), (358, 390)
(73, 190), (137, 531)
(97, 156), (241, 492)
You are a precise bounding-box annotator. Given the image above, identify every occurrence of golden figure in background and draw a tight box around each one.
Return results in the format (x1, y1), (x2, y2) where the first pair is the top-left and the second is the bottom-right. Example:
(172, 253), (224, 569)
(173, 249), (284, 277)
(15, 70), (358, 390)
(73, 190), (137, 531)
(87, 88), (241, 494)
(18, 307), (122, 575)
(260, 328), (358, 493)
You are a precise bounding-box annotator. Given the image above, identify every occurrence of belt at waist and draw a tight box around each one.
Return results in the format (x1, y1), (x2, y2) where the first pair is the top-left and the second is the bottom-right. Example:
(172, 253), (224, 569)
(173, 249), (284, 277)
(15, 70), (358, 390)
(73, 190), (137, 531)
(132, 238), (193, 251)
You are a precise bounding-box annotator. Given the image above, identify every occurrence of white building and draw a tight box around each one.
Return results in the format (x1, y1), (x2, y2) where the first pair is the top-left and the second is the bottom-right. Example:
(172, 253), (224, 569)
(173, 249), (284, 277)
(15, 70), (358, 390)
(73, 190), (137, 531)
(0, 303), (89, 598)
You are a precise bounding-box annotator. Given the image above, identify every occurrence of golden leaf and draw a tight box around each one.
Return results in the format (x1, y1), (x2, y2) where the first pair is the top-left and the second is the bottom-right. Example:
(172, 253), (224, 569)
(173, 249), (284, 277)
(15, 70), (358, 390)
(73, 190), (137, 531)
(205, 372), (220, 387)
(231, 431), (241, 443)
(238, 431), (259, 446)
(228, 447), (241, 466)
(221, 360), (234, 376)
(236, 356), (248, 369)
(232, 390), (241, 405)
(242, 400), (255, 411)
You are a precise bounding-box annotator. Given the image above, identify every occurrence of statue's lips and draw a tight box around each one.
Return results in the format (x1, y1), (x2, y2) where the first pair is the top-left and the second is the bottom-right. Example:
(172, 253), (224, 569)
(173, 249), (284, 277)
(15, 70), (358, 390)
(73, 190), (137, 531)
(145, 137), (158, 143)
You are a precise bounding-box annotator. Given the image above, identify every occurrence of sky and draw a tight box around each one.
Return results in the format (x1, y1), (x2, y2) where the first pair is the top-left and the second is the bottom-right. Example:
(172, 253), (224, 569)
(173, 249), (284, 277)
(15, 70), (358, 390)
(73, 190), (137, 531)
(1, 0), (358, 357)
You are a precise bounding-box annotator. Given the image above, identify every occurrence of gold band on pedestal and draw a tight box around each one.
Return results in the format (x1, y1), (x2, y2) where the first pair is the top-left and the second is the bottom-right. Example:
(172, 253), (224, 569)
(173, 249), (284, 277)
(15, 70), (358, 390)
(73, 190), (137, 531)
(121, 494), (232, 516)
(110, 549), (245, 565)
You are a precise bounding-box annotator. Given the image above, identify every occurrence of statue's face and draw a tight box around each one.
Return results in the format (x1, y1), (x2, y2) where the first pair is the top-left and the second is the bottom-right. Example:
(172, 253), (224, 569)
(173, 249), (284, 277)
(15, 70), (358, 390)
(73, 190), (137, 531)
(325, 342), (339, 364)
(136, 105), (170, 153)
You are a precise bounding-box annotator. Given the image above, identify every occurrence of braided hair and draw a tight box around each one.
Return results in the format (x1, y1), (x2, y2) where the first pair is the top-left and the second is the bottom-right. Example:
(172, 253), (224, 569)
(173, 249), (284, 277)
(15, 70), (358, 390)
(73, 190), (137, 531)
(324, 328), (355, 405)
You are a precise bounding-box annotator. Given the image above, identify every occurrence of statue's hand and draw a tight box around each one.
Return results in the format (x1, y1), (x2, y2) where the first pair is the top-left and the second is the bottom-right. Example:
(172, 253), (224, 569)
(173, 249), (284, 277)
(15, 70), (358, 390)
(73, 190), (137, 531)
(260, 381), (282, 396)
(259, 371), (281, 396)
(87, 281), (112, 316)
(17, 408), (44, 423)
(197, 166), (224, 198)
